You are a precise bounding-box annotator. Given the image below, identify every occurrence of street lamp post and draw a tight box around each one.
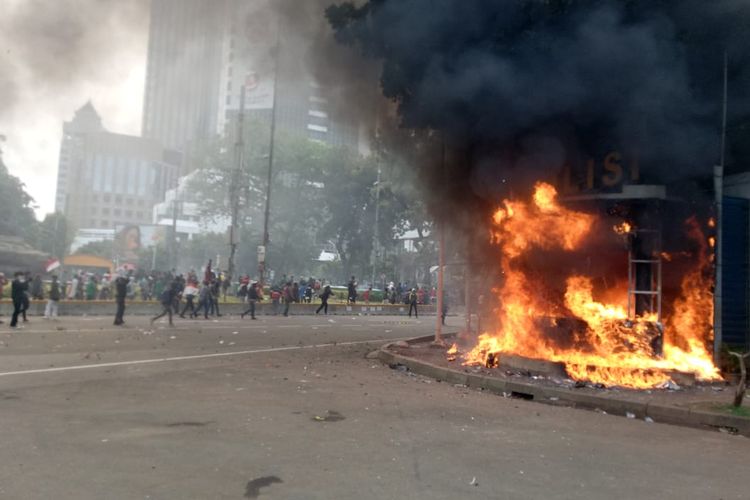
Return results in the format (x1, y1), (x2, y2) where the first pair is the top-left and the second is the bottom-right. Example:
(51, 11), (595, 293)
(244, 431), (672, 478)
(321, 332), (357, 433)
(259, 31), (280, 289)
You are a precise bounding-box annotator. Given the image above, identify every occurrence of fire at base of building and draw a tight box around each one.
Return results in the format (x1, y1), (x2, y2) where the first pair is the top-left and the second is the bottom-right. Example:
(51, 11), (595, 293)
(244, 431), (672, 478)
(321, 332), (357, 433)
(457, 182), (721, 389)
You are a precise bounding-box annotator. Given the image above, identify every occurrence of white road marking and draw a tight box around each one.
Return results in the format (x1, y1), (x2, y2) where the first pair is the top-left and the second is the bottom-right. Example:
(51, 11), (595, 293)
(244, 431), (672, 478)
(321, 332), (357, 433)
(11, 322), (418, 335)
(0, 337), (408, 378)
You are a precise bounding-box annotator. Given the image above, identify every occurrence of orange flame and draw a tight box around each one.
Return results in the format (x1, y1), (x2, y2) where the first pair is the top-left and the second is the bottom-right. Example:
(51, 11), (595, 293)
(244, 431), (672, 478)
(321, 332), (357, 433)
(462, 182), (720, 389)
(613, 222), (633, 235)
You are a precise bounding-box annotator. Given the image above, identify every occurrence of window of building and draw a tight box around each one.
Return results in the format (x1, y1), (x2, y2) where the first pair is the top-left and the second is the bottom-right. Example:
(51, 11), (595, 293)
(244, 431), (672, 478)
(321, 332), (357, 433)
(103, 208), (110, 215)
(101, 220), (109, 228)
(115, 196), (122, 204)
(114, 209), (121, 216)
(126, 198), (133, 205)
(307, 124), (328, 133)
(104, 156), (114, 193)
(103, 194), (111, 203)
(125, 210), (133, 218)
(93, 195), (98, 202)
(128, 160), (137, 196)
(137, 211), (144, 219)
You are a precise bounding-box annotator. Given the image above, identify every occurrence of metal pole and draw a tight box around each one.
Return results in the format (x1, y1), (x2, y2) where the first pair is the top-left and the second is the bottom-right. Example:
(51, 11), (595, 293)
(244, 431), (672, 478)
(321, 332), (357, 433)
(435, 223), (445, 344)
(464, 262), (471, 335)
(259, 32), (280, 289)
(227, 86), (246, 284)
(171, 193), (179, 269)
(714, 51), (728, 364)
(370, 163), (382, 287)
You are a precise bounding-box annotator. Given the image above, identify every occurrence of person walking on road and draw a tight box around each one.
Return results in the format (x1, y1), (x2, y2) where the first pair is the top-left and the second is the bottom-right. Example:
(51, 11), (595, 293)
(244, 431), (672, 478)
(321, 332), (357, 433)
(192, 282), (211, 319)
(180, 281), (198, 318)
(151, 281), (179, 327)
(113, 273), (128, 326)
(316, 284), (332, 315)
(408, 288), (419, 318)
(44, 275), (61, 319)
(9, 272), (28, 328)
(240, 281), (260, 320)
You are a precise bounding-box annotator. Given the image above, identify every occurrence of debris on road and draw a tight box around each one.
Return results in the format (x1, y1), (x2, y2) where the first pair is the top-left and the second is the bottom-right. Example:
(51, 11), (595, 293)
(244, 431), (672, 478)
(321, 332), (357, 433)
(470, 477), (478, 487)
(626, 412), (636, 419)
(311, 410), (345, 422)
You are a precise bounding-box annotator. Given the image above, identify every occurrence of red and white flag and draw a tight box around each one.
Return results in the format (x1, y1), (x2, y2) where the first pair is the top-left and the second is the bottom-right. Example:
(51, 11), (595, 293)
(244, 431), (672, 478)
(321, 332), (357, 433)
(45, 258), (61, 273)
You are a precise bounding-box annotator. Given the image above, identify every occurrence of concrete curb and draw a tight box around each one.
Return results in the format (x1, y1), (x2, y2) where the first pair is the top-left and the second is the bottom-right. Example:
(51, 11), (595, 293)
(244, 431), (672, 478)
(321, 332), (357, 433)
(0, 300), (441, 317)
(379, 338), (750, 437)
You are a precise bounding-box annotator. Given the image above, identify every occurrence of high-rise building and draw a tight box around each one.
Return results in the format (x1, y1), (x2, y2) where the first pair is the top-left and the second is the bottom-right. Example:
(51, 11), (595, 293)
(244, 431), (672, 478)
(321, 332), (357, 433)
(56, 102), (181, 232)
(143, 0), (370, 154)
(142, 0), (229, 151)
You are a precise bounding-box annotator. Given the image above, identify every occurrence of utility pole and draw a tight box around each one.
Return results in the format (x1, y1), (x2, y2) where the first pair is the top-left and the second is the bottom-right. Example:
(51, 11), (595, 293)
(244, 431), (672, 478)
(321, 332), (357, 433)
(713, 50), (729, 364)
(171, 186), (179, 270)
(259, 30), (280, 289)
(370, 163), (382, 288)
(434, 138), (447, 345)
(228, 85), (247, 285)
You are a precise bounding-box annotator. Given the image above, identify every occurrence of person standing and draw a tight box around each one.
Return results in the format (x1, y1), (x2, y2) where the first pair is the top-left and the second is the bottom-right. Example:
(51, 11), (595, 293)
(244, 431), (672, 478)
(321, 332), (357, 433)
(9, 272), (28, 328)
(151, 281), (179, 326)
(271, 288), (281, 315)
(68, 274), (78, 300)
(408, 288), (419, 318)
(113, 273), (128, 326)
(180, 281), (198, 318)
(282, 282), (294, 317)
(316, 284), (332, 315)
(86, 275), (97, 300)
(210, 279), (222, 317)
(30, 274), (44, 300)
(44, 275), (61, 319)
(20, 272), (31, 322)
(0, 272), (6, 299)
(240, 282), (259, 320)
(347, 276), (357, 304)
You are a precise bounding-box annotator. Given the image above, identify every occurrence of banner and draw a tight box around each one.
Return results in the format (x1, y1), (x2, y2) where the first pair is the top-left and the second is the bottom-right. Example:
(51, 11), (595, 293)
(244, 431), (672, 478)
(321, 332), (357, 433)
(114, 225), (169, 263)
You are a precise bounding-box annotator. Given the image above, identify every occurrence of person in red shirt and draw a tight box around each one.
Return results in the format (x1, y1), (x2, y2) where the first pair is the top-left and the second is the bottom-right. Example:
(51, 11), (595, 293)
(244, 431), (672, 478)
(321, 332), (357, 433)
(270, 289), (281, 315)
(363, 286), (371, 304)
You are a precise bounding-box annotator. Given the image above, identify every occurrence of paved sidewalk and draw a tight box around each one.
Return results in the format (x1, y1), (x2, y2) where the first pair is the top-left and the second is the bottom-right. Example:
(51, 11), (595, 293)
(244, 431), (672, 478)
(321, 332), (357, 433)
(380, 336), (750, 436)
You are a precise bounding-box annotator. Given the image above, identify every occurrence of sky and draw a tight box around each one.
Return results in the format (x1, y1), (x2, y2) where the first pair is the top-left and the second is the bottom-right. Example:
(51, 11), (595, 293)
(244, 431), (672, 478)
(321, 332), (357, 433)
(0, 0), (149, 219)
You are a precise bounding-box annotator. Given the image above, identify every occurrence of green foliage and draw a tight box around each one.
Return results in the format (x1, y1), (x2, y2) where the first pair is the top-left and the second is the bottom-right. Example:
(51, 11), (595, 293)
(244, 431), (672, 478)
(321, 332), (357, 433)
(74, 240), (113, 259)
(186, 121), (429, 283)
(37, 212), (74, 259)
(0, 158), (38, 242)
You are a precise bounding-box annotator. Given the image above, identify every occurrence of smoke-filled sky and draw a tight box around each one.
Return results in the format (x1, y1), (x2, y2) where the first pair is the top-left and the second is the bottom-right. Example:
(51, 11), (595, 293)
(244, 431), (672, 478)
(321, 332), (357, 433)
(0, 0), (149, 218)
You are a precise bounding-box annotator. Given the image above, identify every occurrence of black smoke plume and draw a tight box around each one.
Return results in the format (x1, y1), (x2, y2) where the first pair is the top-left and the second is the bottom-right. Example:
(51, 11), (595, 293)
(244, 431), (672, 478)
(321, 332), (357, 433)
(325, 0), (750, 214)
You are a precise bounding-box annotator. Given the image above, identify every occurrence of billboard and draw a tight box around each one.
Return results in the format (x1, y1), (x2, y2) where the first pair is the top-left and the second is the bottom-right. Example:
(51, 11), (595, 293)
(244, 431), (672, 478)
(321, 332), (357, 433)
(114, 225), (169, 263)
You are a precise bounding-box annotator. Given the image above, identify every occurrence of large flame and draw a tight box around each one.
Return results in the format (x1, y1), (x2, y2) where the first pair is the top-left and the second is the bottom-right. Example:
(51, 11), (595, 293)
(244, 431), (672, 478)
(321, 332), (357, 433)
(463, 182), (720, 389)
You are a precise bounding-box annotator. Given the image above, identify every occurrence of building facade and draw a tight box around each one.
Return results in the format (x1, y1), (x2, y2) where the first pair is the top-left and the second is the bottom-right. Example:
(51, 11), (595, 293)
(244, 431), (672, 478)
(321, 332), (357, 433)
(143, 0), (370, 154)
(56, 103), (180, 232)
(152, 171), (231, 239)
(142, 0), (229, 151)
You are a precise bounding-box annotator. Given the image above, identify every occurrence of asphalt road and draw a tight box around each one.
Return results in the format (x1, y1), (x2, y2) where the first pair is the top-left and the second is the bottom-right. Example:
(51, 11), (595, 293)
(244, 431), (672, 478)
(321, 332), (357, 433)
(0, 314), (746, 500)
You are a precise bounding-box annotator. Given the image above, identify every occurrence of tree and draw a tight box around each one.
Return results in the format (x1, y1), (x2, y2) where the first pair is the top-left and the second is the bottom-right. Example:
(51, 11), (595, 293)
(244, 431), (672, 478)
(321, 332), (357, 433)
(37, 212), (74, 260)
(74, 240), (112, 259)
(0, 157), (38, 242)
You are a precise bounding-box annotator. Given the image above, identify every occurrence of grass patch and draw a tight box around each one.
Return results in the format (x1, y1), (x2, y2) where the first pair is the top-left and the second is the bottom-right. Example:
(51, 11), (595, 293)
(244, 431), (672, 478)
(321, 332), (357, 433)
(713, 404), (750, 418)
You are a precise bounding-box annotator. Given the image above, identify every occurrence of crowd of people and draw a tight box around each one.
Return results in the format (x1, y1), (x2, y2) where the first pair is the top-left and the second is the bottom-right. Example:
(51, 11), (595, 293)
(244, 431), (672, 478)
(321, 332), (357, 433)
(1, 263), (449, 328)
